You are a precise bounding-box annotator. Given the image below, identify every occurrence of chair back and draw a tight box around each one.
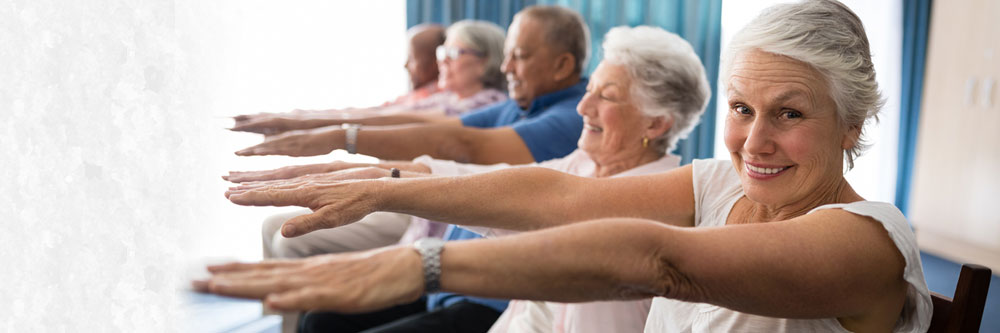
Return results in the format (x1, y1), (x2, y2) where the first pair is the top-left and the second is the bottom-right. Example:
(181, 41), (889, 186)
(928, 264), (992, 333)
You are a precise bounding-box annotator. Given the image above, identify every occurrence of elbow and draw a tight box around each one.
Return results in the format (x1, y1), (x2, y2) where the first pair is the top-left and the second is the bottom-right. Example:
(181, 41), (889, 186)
(639, 223), (710, 303)
(432, 129), (476, 163)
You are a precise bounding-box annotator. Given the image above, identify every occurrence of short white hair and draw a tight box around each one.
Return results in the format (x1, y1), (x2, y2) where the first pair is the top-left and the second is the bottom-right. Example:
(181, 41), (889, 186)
(446, 20), (507, 91)
(722, 0), (883, 170)
(602, 25), (711, 152)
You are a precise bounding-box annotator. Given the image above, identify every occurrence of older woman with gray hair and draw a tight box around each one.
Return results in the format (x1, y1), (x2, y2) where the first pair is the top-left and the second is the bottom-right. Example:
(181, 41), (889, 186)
(204, 1), (932, 332)
(231, 19), (509, 134)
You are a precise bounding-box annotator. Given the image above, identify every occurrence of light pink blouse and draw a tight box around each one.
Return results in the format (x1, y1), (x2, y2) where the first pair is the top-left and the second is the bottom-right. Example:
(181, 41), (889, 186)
(415, 150), (681, 333)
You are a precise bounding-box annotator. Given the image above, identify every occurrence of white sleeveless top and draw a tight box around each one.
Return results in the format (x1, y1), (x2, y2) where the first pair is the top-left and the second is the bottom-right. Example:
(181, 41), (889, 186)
(644, 159), (932, 332)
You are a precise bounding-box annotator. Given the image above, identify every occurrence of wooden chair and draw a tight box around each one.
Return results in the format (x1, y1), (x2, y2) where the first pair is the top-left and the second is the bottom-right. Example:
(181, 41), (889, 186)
(928, 264), (992, 333)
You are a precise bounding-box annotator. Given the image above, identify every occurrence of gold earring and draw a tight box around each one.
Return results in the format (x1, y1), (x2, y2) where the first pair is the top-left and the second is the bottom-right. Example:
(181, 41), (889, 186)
(642, 137), (649, 148)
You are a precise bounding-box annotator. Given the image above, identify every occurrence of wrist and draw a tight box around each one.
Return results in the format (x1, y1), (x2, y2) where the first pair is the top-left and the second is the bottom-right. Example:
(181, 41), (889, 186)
(342, 123), (361, 154)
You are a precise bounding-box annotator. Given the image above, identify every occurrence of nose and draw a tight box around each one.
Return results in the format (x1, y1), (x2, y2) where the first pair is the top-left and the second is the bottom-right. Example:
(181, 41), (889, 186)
(500, 56), (513, 74)
(743, 118), (776, 156)
(576, 91), (596, 117)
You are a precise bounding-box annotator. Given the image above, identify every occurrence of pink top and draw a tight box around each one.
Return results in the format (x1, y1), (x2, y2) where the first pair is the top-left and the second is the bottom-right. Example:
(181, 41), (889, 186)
(382, 82), (441, 107)
(414, 150), (681, 333)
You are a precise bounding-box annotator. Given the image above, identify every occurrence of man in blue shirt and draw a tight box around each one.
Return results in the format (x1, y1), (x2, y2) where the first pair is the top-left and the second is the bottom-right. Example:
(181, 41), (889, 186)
(289, 6), (592, 333)
(235, 6), (588, 166)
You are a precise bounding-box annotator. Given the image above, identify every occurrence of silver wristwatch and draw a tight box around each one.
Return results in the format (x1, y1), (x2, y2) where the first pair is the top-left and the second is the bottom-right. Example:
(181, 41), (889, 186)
(412, 237), (446, 293)
(342, 123), (360, 154)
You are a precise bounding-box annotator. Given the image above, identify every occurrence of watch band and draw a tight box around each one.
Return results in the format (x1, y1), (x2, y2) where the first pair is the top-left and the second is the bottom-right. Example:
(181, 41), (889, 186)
(412, 237), (445, 293)
(342, 123), (360, 154)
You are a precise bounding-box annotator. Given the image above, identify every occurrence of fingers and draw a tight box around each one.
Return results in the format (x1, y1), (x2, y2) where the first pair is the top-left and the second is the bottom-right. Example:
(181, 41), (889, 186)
(235, 145), (277, 156)
(225, 170), (277, 183)
(228, 185), (309, 207)
(208, 275), (294, 300)
(282, 205), (344, 238)
(206, 260), (300, 274)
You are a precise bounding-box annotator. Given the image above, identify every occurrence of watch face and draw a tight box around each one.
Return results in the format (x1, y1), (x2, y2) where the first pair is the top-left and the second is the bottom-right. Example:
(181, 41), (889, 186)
(415, 237), (445, 249)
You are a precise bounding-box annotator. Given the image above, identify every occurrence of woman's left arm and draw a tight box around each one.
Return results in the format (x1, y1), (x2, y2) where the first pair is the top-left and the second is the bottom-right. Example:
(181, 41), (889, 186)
(200, 210), (905, 324)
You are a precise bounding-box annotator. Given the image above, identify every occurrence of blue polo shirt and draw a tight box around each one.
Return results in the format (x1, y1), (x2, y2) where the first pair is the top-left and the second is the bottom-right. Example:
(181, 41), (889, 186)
(460, 79), (587, 162)
(426, 225), (509, 312)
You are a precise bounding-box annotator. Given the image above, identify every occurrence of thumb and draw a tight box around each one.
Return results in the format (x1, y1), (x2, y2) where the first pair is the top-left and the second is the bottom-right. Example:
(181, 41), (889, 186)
(282, 205), (344, 238)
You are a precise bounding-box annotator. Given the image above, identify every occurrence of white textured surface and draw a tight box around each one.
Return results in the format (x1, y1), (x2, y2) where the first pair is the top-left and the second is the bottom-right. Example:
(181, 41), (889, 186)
(1, 0), (404, 330)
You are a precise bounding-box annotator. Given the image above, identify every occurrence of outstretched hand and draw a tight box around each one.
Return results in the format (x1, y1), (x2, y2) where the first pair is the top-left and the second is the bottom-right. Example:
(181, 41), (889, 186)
(225, 174), (383, 237)
(192, 246), (424, 312)
(234, 128), (339, 157)
(223, 161), (359, 183)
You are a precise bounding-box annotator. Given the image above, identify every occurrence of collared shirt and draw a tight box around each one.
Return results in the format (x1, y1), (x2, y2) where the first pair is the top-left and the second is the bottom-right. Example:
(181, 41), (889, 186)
(460, 79), (587, 162)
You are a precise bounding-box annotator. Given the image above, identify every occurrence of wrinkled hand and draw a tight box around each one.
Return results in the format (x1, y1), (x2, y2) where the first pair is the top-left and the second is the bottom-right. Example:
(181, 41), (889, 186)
(225, 175), (382, 237)
(223, 161), (360, 183)
(235, 128), (338, 157)
(231, 115), (314, 135)
(192, 246), (424, 312)
(226, 167), (388, 193)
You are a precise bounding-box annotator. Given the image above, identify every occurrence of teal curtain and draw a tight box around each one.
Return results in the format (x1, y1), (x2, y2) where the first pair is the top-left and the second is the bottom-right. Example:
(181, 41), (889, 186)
(407, 0), (723, 164)
(895, 0), (932, 215)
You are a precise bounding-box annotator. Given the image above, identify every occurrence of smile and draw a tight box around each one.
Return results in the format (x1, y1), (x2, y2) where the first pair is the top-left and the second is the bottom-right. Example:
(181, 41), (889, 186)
(745, 162), (790, 178)
(584, 124), (603, 133)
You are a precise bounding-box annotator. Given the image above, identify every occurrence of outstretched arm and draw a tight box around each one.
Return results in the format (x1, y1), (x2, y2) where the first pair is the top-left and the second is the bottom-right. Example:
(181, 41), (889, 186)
(223, 160), (431, 183)
(235, 123), (536, 165)
(226, 165), (696, 237)
(201, 212), (906, 331)
(230, 111), (459, 134)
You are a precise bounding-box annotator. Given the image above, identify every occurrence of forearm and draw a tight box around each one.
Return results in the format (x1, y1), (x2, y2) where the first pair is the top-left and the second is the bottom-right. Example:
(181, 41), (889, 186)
(438, 218), (673, 302)
(353, 124), (478, 162)
(375, 167), (686, 231)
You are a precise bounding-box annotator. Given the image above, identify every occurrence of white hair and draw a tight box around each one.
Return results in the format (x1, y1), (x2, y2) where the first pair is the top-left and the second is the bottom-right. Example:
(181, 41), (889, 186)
(446, 20), (507, 91)
(722, 0), (883, 170)
(602, 25), (711, 152)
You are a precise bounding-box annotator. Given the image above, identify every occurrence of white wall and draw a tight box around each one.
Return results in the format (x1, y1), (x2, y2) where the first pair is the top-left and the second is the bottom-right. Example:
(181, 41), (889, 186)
(1, 1), (404, 330)
(713, 0), (902, 204)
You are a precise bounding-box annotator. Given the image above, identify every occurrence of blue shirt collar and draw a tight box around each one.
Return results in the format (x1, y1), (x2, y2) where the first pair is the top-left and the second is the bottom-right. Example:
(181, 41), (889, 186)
(520, 77), (589, 116)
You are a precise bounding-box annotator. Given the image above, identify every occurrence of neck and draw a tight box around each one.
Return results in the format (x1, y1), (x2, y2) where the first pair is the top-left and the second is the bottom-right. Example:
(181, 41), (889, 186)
(748, 177), (859, 222)
(452, 82), (485, 99)
(592, 149), (664, 178)
(518, 75), (581, 109)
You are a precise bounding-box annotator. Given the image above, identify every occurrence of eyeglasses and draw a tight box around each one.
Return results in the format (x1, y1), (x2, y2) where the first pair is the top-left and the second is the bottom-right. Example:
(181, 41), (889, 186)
(436, 46), (484, 61)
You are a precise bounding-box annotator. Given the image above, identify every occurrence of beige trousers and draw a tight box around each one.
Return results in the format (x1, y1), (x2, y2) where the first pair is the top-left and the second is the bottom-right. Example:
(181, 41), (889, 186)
(260, 209), (412, 332)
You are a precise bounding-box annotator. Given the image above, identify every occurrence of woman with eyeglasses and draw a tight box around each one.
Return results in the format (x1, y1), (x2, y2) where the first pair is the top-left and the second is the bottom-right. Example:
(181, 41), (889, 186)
(230, 20), (509, 135)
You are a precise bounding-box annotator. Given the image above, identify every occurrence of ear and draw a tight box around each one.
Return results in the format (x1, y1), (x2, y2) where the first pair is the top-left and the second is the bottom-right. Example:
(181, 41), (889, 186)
(551, 52), (577, 82)
(645, 115), (674, 142)
(841, 124), (862, 150)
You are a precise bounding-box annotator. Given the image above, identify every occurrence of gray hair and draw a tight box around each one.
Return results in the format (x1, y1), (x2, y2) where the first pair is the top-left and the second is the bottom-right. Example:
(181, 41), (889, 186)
(446, 20), (507, 91)
(722, 0), (883, 170)
(518, 6), (591, 75)
(602, 26), (711, 153)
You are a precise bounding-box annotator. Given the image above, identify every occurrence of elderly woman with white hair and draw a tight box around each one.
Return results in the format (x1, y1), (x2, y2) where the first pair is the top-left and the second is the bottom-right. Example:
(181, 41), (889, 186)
(218, 25), (710, 333)
(231, 19), (509, 135)
(204, 1), (932, 332)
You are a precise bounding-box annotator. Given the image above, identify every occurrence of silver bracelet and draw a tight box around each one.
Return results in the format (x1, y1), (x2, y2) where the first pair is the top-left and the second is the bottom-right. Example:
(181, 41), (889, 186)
(412, 237), (445, 293)
(342, 123), (360, 154)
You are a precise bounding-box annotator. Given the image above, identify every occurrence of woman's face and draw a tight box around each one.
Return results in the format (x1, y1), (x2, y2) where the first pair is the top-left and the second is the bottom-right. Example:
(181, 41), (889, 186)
(724, 49), (857, 206)
(577, 62), (657, 162)
(437, 38), (487, 93)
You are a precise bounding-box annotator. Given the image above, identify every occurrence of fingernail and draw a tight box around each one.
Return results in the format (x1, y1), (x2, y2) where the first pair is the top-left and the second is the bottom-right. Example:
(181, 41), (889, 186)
(282, 224), (297, 237)
(222, 175), (229, 181)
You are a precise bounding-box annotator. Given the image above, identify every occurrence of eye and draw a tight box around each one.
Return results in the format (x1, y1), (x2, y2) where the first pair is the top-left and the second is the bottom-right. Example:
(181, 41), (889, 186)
(780, 110), (803, 119)
(732, 104), (752, 115)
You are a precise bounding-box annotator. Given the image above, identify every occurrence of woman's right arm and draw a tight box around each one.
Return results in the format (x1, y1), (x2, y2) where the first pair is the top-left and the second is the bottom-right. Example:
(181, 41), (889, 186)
(228, 164), (697, 237)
